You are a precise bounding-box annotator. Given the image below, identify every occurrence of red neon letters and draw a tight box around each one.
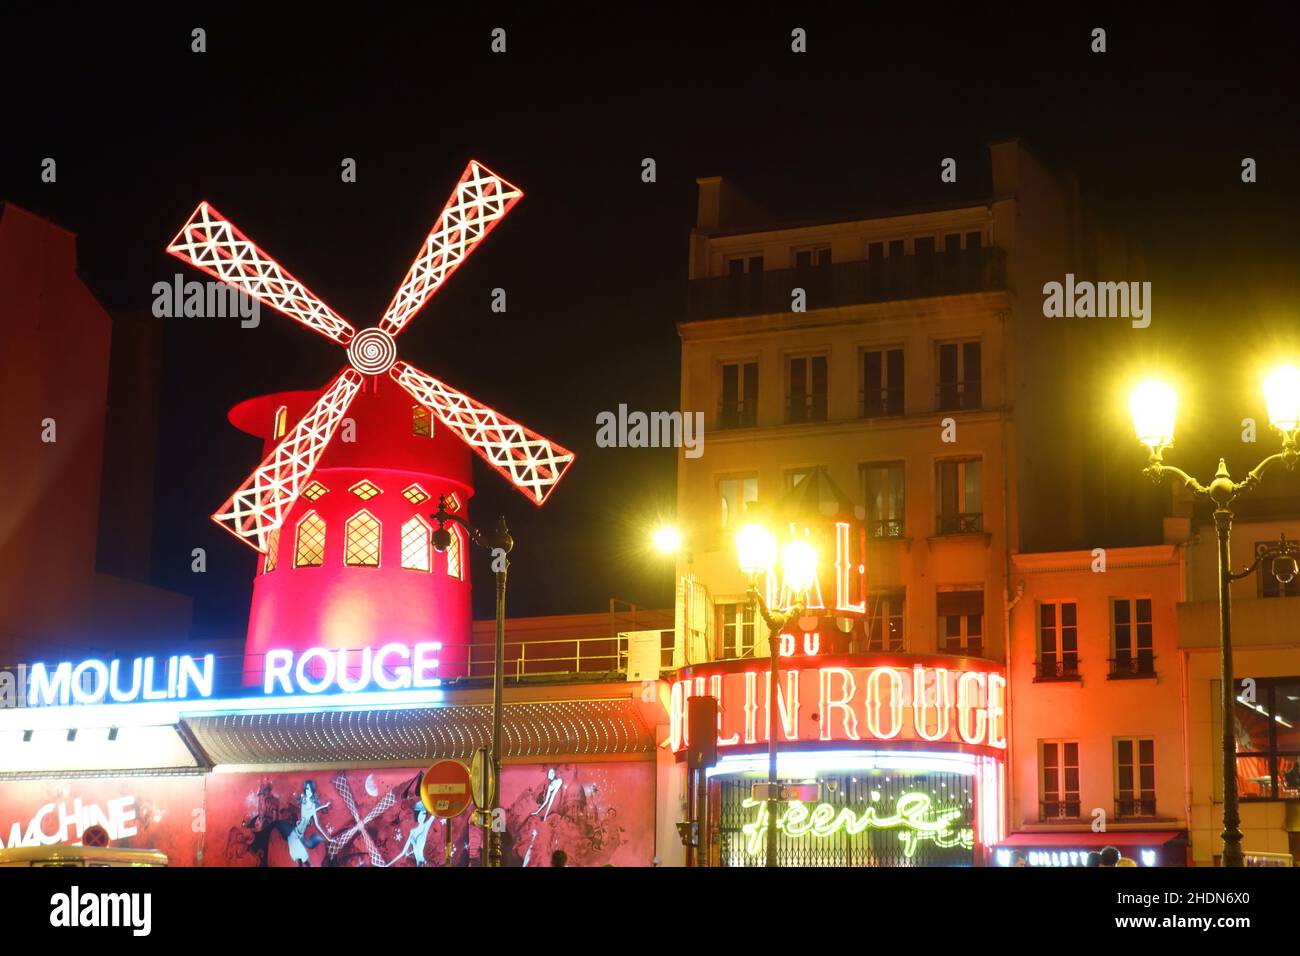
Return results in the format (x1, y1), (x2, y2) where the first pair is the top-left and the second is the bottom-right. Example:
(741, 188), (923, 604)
(669, 659), (1006, 755)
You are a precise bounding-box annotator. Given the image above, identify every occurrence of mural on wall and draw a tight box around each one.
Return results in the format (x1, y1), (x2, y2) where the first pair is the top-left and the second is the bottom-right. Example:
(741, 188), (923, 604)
(0, 775), (204, 864)
(204, 761), (654, 867)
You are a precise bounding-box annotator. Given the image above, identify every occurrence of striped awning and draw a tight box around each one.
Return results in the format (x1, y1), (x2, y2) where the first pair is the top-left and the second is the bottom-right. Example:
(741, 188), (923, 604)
(183, 697), (655, 767)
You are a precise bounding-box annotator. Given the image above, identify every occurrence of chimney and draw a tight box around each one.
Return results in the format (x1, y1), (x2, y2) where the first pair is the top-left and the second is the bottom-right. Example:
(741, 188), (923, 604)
(695, 176), (723, 230)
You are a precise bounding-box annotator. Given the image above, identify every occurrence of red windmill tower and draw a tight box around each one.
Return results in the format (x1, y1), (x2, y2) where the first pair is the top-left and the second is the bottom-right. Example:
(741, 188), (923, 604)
(167, 160), (574, 681)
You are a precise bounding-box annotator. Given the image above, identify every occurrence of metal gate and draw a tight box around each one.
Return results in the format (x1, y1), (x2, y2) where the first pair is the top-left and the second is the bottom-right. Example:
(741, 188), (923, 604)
(718, 771), (975, 867)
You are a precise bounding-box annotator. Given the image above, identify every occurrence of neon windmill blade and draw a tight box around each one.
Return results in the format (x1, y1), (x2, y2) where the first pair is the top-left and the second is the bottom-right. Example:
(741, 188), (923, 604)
(377, 160), (523, 338)
(391, 361), (575, 506)
(211, 370), (365, 552)
(167, 201), (357, 347)
(166, 158), (574, 552)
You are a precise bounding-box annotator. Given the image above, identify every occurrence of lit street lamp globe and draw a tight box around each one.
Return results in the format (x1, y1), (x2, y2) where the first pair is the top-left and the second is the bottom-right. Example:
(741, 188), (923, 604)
(1129, 379), (1178, 450)
(735, 523), (777, 577)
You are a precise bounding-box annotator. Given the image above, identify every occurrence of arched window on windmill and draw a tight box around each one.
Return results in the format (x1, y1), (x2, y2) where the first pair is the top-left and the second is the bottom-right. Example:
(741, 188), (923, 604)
(400, 516), (432, 572)
(412, 404), (433, 437)
(445, 523), (465, 580)
(273, 404), (288, 440)
(345, 510), (382, 567)
(294, 511), (326, 568)
(262, 526), (281, 573)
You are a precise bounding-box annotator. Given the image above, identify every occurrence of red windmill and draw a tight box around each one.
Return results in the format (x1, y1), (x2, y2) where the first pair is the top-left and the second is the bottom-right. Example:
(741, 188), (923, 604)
(167, 160), (575, 555)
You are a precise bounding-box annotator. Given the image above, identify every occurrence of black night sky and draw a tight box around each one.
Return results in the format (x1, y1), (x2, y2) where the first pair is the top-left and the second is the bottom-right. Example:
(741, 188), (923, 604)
(3, 4), (1298, 643)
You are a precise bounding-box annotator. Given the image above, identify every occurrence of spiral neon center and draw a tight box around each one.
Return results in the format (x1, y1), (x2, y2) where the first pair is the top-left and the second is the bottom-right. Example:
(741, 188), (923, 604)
(347, 328), (397, 375)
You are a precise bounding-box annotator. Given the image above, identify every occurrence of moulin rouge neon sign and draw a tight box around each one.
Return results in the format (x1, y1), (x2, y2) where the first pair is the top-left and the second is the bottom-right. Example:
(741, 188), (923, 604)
(669, 658), (1007, 754)
(740, 791), (974, 858)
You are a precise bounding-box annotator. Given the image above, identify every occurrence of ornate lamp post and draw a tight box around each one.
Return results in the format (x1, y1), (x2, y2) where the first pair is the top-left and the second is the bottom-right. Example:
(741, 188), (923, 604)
(735, 522), (817, 868)
(430, 495), (513, 868)
(1128, 366), (1300, 866)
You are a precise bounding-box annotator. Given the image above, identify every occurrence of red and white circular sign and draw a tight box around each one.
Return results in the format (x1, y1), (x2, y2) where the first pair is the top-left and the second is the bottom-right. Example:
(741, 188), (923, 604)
(419, 760), (474, 819)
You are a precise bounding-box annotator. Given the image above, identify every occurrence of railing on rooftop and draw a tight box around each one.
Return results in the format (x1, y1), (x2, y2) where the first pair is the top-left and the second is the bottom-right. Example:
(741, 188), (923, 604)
(686, 246), (1008, 321)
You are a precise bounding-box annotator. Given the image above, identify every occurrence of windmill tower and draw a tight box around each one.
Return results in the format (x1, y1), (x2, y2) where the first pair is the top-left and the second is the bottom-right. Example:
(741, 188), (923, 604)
(167, 161), (574, 682)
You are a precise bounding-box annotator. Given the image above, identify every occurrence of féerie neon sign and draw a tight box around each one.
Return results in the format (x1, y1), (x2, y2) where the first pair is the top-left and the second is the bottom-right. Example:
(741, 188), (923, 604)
(670, 658), (1007, 755)
(740, 791), (974, 857)
(0, 642), (442, 708)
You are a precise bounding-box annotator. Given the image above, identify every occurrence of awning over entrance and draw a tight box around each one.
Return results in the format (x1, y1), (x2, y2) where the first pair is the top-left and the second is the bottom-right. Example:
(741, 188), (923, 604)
(998, 830), (1184, 848)
(995, 830), (1188, 866)
(185, 697), (655, 767)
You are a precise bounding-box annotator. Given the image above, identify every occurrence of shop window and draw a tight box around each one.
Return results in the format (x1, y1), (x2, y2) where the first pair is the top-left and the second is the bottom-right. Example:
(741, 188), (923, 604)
(1036, 602), (1079, 680)
(262, 526), (280, 574)
(1224, 677), (1300, 800)
(862, 347), (904, 417)
(400, 516), (431, 572)
(865, 590), (905, 652)
(1040, 740), (1081, 819)
(1114, 737), (1156, 818)
(938, 589), (983, 655)
(1110, 598), (1154, 678)
(719, 602), (756, 659)
(861, 462), (905, 538)
(936, 458), (982, 534)
(344, 510), (381, 567)
(294, 511), (326, 568)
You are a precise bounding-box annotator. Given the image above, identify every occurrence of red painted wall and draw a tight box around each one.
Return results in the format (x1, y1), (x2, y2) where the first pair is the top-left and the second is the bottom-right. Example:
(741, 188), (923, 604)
(0, 763), (655, 867)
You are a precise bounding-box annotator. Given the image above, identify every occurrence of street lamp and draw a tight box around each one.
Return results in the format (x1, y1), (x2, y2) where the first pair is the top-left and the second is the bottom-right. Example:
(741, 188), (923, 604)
(1129, 366), (1300, 867)
(735, 521), (817, 868)
(430, 495), (513, 868)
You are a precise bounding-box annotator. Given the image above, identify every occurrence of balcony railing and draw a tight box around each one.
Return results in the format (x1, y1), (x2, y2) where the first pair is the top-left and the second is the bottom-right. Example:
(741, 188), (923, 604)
(1040, 799), (1082, 820)
(868, 518), (905, 539)
(936, 379), (982, 412)
(862, 386), (905, 418)
(687, 246), (1008, 321)
(1108, 655), (1156, 679)
(786, 394), (828, 424)
(1035, 658), (1081, 681)
(717, 399), (757, 429)
(1115, 796), (1157, 819)
(936, 512), (984, 535)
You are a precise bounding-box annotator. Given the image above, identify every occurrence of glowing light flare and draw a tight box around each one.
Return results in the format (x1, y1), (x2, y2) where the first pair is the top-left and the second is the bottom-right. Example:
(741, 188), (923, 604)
(1263, 364), (1300, 433)
(782, 539), (819, 594)
(652, 525), (682, 555)
(735, 523), (777, 577)
(1129, 379), (1178, 450)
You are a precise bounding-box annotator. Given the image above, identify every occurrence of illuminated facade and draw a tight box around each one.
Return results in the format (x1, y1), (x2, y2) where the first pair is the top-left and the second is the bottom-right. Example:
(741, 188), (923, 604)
(661, 141), (1102, 865)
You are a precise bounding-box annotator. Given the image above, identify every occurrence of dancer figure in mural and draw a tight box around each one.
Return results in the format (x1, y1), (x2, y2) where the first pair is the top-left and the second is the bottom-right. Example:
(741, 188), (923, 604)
(530, 768), (563, 820)
(274, 780), (333, 867)
(386, 800), (435, 866)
